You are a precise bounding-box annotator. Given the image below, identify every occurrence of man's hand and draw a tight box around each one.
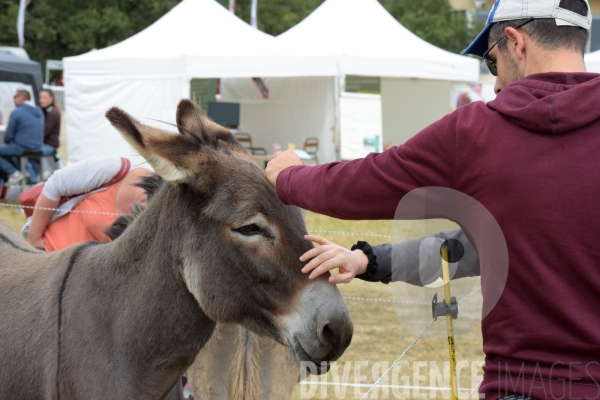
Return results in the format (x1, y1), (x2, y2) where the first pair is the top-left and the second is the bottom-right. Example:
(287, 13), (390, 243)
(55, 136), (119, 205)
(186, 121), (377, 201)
(300, 235), (368, 284)
(265, 150), (302, 187)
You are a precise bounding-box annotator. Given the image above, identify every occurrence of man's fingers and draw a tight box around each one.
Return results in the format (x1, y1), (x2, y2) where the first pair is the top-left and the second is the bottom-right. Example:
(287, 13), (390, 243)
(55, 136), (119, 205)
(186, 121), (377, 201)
(264, 150), (303, 187)
(304, 235), (332, 246)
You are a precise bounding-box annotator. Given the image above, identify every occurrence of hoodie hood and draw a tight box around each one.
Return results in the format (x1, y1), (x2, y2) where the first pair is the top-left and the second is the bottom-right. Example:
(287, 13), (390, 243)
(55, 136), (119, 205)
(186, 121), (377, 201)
(487, 72), (600, 134)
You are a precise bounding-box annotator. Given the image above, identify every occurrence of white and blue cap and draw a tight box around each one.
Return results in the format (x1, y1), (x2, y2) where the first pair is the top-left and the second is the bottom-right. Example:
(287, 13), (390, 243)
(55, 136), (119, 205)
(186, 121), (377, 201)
(462, 0), (592, 57)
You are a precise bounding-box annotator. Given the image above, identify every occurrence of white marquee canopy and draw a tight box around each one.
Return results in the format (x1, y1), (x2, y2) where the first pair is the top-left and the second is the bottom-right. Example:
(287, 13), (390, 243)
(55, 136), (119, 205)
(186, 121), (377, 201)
(221, 0), (479, 162)
(276, 0), (479, 82)
(64, 0), (478, 164)
(65, 0), (334, 79)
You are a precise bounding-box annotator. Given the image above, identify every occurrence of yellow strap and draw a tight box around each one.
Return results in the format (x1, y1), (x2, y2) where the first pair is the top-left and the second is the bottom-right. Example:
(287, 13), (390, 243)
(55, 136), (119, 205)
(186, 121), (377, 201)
(441, 246), (458, 400)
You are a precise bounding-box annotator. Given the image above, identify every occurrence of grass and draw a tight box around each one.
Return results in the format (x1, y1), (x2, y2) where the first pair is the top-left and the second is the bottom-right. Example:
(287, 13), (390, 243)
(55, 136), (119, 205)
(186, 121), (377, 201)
(295, 211), (485, 400)
(0, 202), (484, 399)
(0, 201), (27, 232)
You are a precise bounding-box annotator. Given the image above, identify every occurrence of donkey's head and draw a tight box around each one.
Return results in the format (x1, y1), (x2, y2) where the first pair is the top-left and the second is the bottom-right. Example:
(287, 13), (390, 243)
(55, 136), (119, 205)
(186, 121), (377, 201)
(105, 100), (352, 373)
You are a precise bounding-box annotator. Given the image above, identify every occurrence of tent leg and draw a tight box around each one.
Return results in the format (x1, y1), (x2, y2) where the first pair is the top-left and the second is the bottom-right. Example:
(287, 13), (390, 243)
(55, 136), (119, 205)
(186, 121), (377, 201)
(333, 75), (341, 161)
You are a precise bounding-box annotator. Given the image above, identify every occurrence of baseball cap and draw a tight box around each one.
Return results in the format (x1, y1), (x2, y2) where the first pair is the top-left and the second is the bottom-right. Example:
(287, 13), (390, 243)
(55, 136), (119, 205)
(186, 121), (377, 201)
(462, 0), (592, 57)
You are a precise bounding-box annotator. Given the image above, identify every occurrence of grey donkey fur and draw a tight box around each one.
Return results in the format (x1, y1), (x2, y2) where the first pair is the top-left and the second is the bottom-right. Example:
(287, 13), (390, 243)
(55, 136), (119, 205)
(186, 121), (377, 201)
(107, 176), (300, 400)
(0, 99), (352, 399)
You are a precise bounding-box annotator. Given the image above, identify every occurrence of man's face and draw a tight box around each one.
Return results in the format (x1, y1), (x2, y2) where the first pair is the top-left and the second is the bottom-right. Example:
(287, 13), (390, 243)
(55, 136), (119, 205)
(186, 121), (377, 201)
(488, 38), (525, 94)
(13, 93), (25, 107)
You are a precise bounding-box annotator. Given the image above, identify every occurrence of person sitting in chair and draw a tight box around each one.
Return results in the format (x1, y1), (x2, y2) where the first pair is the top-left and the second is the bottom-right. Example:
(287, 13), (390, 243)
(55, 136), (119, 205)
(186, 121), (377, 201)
(0, 90), (43, 185)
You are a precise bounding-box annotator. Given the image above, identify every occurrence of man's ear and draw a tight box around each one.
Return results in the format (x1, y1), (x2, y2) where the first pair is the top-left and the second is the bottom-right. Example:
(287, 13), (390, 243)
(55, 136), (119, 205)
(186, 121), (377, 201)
(105, 107), (201, 183)
(504, 26), (527, 59)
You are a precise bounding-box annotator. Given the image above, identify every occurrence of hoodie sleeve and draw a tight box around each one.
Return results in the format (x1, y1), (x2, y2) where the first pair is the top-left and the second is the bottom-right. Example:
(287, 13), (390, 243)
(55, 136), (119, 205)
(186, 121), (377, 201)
(276, 112), (457, 220)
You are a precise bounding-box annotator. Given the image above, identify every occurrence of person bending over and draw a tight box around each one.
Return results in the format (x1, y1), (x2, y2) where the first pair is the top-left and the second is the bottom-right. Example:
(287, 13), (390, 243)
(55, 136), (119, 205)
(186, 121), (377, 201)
(25, 155), (151, 251)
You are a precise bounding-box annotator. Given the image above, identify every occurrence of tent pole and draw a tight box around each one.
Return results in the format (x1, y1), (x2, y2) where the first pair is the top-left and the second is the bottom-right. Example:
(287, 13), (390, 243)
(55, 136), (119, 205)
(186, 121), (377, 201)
(333, 74), (343, 161)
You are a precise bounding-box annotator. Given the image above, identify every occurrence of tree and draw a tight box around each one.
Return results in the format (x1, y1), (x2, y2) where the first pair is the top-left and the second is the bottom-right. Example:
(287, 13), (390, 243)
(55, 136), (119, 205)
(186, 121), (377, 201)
(215, 0), (324, 36)
(380, 0), (482, 54)
(0, 0), (179, 70)
(219, 0), (479, 53)
(0, 0), (480, 73)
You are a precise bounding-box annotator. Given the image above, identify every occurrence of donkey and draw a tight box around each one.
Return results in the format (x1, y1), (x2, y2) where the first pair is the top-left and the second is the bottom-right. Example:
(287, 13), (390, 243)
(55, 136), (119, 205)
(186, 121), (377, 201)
(187, 324), (300, 400)
(0, 99), (353, 399)
(106, 177), (300, 400)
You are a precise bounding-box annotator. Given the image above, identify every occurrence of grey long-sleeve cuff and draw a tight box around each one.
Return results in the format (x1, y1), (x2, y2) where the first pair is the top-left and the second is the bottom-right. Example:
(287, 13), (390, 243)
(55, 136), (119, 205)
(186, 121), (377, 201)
(355, 229), (480, 286)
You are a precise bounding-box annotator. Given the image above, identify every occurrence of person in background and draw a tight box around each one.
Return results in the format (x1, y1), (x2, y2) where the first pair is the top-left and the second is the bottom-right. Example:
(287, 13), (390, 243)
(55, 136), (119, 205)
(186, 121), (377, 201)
(38, 89), (60, 155)
(30, 89), (62, 179)
(0, 90), (43, 185)
(25, 155), (152, 251)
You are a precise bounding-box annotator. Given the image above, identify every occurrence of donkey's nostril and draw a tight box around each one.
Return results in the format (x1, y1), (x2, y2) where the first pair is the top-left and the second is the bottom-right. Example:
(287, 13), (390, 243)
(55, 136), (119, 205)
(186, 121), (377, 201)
(320, 323), (337, 348)
(317, 312), (352, 352)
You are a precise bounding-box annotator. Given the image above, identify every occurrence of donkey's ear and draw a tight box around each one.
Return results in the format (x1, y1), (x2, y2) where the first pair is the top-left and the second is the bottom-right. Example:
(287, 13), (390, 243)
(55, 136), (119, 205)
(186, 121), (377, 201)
(176, 99), (240, 147)
(106, 107), (200, 183)
(176, 99), (208, 140)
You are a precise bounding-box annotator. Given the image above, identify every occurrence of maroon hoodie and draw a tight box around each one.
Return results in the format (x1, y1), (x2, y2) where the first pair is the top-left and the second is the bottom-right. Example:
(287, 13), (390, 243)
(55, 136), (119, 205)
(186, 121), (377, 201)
(277, 73), (600, 400)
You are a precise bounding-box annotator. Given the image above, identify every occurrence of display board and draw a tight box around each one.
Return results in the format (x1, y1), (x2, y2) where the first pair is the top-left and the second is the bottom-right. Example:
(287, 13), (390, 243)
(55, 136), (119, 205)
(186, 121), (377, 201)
(340, 92), (382, 160)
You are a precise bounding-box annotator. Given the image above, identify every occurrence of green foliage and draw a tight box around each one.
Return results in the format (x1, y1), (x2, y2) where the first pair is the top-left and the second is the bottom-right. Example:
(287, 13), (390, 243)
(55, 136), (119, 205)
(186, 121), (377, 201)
(0, 0), (481, 71)
(215, 0), (324, 36)
(0, 0), (179, 67)
(218, 0), (480, 52)
(380, 0), (483, 54)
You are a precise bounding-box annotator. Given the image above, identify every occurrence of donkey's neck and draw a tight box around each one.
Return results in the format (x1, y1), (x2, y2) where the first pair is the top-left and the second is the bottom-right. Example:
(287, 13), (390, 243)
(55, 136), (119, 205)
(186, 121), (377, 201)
(85, 184), (215, 385)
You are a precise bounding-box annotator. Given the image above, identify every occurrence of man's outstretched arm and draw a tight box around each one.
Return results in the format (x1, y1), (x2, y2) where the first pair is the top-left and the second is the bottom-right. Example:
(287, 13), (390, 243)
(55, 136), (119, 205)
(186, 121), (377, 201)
(265, 112), (458, 221)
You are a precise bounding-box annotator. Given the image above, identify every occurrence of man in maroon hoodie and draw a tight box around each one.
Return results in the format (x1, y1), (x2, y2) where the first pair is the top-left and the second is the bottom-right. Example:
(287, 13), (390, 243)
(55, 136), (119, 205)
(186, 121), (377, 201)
(266, 0), (599, 399)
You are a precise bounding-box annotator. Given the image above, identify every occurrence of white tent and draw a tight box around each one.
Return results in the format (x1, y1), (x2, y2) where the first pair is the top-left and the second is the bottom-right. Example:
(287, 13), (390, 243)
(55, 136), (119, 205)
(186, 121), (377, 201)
(276, 0), (477, 81)
(585, 50), (600, 73)
(64, 0), (478, 164)
(221, 0), (479, 162)
(63, 0), (334, 164)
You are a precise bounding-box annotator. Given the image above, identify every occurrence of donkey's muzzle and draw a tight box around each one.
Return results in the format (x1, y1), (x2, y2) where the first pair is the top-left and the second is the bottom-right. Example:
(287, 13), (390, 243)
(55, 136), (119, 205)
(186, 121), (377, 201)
(280, 278), (353, 369)
(317, 309), (353, 358)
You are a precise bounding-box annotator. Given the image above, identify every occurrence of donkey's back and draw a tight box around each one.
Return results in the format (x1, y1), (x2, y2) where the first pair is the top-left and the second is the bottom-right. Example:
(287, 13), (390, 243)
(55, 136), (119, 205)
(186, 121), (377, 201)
(0, 220), (79, 399)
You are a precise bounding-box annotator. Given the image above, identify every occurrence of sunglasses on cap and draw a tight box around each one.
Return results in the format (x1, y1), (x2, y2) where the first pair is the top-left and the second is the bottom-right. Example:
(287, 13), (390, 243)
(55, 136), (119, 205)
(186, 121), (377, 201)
(482, 18), (534, 76)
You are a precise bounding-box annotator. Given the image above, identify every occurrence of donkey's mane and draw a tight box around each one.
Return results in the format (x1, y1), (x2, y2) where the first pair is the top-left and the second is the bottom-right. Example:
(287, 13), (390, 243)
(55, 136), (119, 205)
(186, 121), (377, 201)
(104, 174), (164, 240)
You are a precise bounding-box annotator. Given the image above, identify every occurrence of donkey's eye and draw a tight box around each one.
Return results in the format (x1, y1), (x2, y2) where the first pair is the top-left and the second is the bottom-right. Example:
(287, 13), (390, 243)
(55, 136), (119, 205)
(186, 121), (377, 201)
(236, 224), (262, 236)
